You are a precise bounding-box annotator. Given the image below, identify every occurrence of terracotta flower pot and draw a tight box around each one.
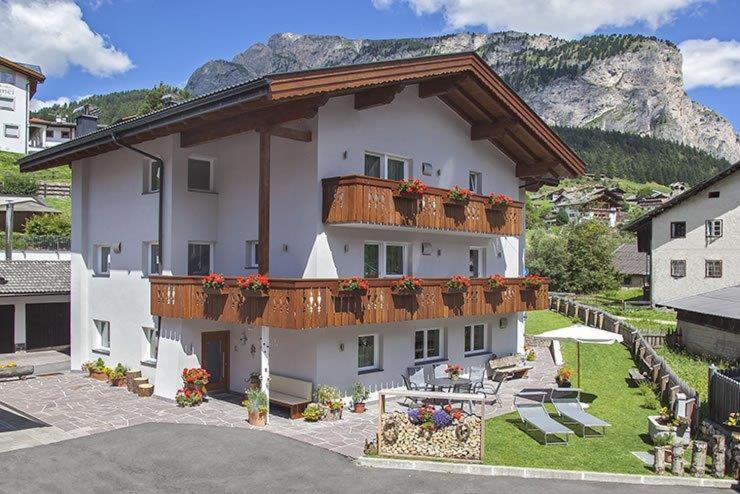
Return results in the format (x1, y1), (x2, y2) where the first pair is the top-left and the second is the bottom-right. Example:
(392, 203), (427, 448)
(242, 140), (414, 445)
(90, 371), (108, 381)
(353, 403), (366, 414)
(110, 377), (126, 387)
(248, 410), (267, 427)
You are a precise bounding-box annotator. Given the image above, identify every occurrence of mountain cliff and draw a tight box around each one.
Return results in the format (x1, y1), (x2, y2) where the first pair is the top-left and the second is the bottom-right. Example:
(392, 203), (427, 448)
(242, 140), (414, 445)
(186, 32), (740, 163)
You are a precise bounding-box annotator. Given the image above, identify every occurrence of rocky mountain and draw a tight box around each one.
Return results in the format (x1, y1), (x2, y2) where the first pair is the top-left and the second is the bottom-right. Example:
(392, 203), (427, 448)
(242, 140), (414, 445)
(186, 32), (740, 163)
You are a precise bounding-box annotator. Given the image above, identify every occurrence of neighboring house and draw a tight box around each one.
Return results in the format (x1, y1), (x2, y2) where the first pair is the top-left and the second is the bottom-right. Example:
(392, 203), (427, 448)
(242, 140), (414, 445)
(28, 117), (76, 150)
(626, 162), (740, 306)
(661, 285), (739, 361)
(0, 56), (45, 154)
(612, 243), (648, 288)
(17, 53), (585, 400)
(0, 260), (70, 353)
(669, 182), (687, 197)
(0, 195), (60, 232)
(551, 186), (626, 227)
(626, 190), (670, 210)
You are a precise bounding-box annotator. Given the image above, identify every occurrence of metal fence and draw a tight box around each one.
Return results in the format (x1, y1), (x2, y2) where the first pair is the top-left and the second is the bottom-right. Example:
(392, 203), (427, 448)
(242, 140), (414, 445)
(0, 234), (70, 251)
(708, 366), (740, 424)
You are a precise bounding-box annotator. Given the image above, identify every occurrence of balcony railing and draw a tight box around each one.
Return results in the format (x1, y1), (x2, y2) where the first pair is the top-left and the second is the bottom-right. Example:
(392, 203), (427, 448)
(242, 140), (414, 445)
(150, 276), (548, 329)
(322, 176), (523, 236)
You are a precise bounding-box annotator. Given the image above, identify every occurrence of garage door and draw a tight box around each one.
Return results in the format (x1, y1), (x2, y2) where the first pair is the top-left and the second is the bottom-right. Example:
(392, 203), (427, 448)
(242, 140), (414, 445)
(25, 303), (70, 350)
(0, 305), (13, 354)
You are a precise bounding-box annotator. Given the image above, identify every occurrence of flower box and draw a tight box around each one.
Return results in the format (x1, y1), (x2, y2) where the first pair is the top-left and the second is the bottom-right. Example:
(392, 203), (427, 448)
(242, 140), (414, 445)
(109, 376), (126, 387)
(648, 415), (690, 446)
(443, 275), (471, 295)
(335, 277), (369, 297)
(446, 185), (472, 205)
(334, 289), (367, 298)
(392, 288), (421, 296)
(441, 288), (467, 295)
(236, 274), (269, 296)
(394, 178), (428, 200)
(443, 198), (468, 207)
(203, 287), (223, 296)
(391, 276), (422, 296)
(90, 371), (108, 382)
(486, 193), (513, 210)
(484, 275), (506, 292)
(240, 289), (268, 298)
(202, 273), (225, 292)
(392, 190), (423, 200)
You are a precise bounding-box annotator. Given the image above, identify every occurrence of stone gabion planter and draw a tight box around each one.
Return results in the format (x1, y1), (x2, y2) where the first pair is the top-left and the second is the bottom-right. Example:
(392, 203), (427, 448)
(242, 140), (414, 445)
(378, 411), (482, 461)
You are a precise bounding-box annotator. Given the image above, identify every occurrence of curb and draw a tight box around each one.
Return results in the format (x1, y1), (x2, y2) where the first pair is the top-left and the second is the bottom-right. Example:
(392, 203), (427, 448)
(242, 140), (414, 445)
(356, 456), (737, 489)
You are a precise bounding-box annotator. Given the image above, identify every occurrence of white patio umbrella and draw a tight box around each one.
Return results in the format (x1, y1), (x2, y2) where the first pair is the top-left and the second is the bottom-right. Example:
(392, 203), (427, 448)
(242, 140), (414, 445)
(536, 324), (624, 387)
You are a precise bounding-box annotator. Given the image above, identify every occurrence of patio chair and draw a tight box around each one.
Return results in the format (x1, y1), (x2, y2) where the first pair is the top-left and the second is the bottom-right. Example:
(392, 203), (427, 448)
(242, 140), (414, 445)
(514, 391), (573, 446)
(400, 367), (432, 406)
(551, 388), (611, 438)
(433, 363), (448, 379)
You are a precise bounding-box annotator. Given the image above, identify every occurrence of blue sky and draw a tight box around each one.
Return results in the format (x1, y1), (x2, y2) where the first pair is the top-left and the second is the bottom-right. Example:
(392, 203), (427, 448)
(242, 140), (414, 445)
(1, 0), (739, 130)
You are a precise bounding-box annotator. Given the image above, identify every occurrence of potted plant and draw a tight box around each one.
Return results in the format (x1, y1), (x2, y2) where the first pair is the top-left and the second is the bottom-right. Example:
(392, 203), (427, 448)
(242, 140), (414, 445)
(485, 274), (506, 291)
(107, 363), (128, 387)
(556, 365), (573, 387)
(243, 388), (268, 426)
(236, 274), (269, 296)
(325, 399), (344, 420)
(176, 367), (211, 407)
(315, 384), (343, 420)
(724, 412), (739, 433)
(487, 193), (513, 209)
(391, 275), (422, 295)
(526, 349), (536, 361)
(446, 185), (472, 205)
(522, 274), (547, 291)
(351, 382), (369, 413)
(648, 406), (690, 445)
(445, 364), (463, 382)
(336, 277), (369, 297)
(175, 387), (204, 407)
(88, 358), (108, 381)
(443, 274), (471, 294)
(247, 371), (261, 390)
(302, 403), (323, 422)
(395, 178), (428, 199)
(202, 273), (226, 295)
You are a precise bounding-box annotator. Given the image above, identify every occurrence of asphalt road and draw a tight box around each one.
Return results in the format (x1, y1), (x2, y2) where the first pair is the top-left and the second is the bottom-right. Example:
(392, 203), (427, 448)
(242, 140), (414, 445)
(0, 423), (732, 493)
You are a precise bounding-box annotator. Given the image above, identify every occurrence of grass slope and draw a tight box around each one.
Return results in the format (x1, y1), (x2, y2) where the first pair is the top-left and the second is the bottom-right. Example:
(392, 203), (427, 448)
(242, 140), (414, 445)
(0, 151), (71, 183)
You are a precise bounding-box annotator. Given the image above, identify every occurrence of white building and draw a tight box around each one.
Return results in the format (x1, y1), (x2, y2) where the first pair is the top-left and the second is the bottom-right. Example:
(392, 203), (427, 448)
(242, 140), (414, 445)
(627, 162), (740, 305)
(0, 56), (45, 154)
(18, 54), (585, 403)
(28, 117), (76, 151)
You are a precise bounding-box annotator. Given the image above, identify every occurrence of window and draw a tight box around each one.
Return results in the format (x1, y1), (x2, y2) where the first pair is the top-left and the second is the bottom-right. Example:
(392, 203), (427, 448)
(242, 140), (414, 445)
(94, 320), (110, 350)
(364, 242), (407, 278)
(187, 243), (212, 275)
(245, 240), (259, 269)
(45, 129), (53, 138)
(145, 160), (160, 193)
(469, 248), (484, 278)
(95, 245), (111, 276)
(142, 325), (159, 362)
(144, 242), (160, 276)
(358, 334), (379, 371)
(705, 260), (722, 278)
(363, 152), (408, 180)
(469, 171), (482, 194)
(670, 260), (686, 278)
(706, 219), (723, 238)
(415, 328), (442, 362)
(670, 221), (686, 238)
(61, 130), (70, 139)
(464, 324), (486, 354)
(187, 157), (213, 192)
(4, 124), (19, 138)
(708, 191), (720, 199)
(0, 70), (14, 84)
(0, 96), (13, 111)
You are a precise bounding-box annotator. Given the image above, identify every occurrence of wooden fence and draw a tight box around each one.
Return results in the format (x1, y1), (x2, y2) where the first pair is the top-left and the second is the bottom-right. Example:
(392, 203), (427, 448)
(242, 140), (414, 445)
(37, 182), (71, 197)
(549, 294), (701, 434)
(708, 366), (740, 424)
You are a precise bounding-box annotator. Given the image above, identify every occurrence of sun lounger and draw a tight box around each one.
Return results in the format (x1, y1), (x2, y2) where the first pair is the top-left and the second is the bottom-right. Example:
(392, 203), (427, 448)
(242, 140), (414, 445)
(551, 388), (611, 437)
(514, 391), (573, 445)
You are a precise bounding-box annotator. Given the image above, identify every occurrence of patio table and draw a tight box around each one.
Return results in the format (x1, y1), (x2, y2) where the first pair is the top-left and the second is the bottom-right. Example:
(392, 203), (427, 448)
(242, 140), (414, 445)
(427, 377), (471, 392)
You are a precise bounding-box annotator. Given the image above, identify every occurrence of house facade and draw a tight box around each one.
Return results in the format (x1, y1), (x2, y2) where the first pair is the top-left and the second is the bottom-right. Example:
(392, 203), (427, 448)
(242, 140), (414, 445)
(0, 57), (45, 154)
(28, 117), (76, 151)
(627, 163), (740, 305)
(18, 54), (584, 401)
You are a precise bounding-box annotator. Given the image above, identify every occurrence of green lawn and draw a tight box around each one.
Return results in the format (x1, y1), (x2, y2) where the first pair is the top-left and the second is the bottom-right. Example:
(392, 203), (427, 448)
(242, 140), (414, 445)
(486, 310), (658, 474)
(0, 151), (71, 183)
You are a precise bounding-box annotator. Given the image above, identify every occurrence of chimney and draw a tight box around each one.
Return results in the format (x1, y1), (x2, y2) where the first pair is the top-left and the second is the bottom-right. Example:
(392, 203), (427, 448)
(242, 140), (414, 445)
(75, 104), (99, 138)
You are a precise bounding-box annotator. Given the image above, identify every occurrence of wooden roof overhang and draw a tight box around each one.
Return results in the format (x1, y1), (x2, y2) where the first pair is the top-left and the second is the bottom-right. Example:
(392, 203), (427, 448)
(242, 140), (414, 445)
(19, 52), (585, 181)
(0, 56), (45, 97)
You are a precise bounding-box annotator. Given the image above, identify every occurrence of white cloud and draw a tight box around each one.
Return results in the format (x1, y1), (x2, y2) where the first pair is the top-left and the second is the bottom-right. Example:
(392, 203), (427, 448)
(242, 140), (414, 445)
(30, 94), (93, 111)
(0, 0), (133, 77)
(680, 38), (740, 90)
(373, 0), (709, 39)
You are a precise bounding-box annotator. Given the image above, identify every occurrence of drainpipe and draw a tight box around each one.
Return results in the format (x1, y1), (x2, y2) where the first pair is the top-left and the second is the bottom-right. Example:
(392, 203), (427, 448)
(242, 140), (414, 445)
(4, 201), (14, 260)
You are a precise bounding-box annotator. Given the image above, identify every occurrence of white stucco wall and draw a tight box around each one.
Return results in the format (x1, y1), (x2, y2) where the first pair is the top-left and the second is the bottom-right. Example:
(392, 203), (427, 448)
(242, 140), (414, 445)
(678, 319), (739, 361)
(651, 172), (740, 305)
(0, 70), (29, 153)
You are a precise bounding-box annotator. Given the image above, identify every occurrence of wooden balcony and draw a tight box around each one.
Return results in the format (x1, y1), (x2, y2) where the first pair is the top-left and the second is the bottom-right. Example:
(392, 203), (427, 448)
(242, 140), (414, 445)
(150, 276), (548, 329)
(322, 176), (523, 236)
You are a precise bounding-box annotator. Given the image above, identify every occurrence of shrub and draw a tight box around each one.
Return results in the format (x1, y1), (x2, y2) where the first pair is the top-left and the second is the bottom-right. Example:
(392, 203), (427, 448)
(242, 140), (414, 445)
(351, 382), (369, 405)
(23, 214), (71, 237)
(637, 382), (661, 410)
(314, 384), (341, 405)
(1, 174), (38, 195)
(302, 403), (323, 422)
(243, 388), (268, 414)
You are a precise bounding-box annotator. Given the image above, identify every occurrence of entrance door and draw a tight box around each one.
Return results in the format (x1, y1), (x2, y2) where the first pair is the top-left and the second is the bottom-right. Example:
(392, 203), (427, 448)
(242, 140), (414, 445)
(201, 331), (229, 393)
(0, 305), (14, 354)
(25, 302), (70, 350)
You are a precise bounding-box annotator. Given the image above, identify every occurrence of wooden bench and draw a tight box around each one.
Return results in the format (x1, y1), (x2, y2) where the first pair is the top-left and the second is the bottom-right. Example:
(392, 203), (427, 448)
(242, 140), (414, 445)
(269, 375), (312, 419)
(486, 354), (532, 380)
(0, 365), (34, 381)
(628, 367), (647, 386)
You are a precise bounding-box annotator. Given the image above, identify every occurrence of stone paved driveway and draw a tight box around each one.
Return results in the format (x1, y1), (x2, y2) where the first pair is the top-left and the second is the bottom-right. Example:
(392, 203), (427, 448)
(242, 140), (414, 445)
(0, 348), (557, 458)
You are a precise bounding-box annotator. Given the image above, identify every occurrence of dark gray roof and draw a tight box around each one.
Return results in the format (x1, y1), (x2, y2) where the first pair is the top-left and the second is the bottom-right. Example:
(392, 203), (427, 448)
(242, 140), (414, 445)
(612, 243), (647, 275)
(17, 62), (42, 75)
(0, 261), (70, 296)
(662, 285), (740, 320)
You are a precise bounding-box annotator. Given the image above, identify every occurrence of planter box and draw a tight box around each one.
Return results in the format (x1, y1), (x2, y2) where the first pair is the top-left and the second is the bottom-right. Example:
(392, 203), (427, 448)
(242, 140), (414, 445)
(391, 289), (421, 297)
(90, 371), (108, 381)
(334, 290), (367, 298)
(442, 288), (467, 295)
(443, 199), (469, 207)
(648, 415), (690, 446)
(240, 289), (268, 298)
(392, 190), (423, 201)
(486, 204), (507, 211)
(203, 287), (224, 296)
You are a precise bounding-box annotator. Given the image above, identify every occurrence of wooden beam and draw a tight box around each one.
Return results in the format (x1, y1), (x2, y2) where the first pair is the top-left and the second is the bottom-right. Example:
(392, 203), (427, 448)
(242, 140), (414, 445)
(516, 159), (560, 178)
(418, 75), (468, 98)
(269, 125), (312, 142)
(471, 119), (517, 141)
(354, 84), (404, 110)
(258, 131), (270, 275)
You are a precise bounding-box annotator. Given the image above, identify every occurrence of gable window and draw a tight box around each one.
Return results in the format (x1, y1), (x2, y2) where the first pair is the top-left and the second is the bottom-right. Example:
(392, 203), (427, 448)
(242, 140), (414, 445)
(363, 152), (408, 180)
(142, 325), (159, 362)
(94, 245), (111, 276)
(469, 247), (484, 278)
(670, 221), (686, 238)
(670, 260), (686, 278)
(187, 157), (213, 192)
(464, 324), (486, 355)
(705, 260), (722, 278)
(364, 242), (407, 278)
(94, 320), (110, 351)
(245, 240), (259, 269)
(187, 242), (212, 276)
(358, 334), (379, 372)
(144, 160), (160, 193)
(45, 129), (53, 138)
(469, 171), (482, 194)
(705, 219), (723, 238)
(0, 96), (13, 111)
(3, 124), (19, 138)
(415, 328), (442, 362)
(143, 242), (160, 276)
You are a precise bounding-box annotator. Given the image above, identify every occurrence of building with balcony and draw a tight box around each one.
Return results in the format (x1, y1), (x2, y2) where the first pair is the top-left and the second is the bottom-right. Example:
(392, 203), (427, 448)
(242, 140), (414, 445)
(0, 56), (45, 154)
(28, 117), (76, 151)
(18, 53), (585, 402)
